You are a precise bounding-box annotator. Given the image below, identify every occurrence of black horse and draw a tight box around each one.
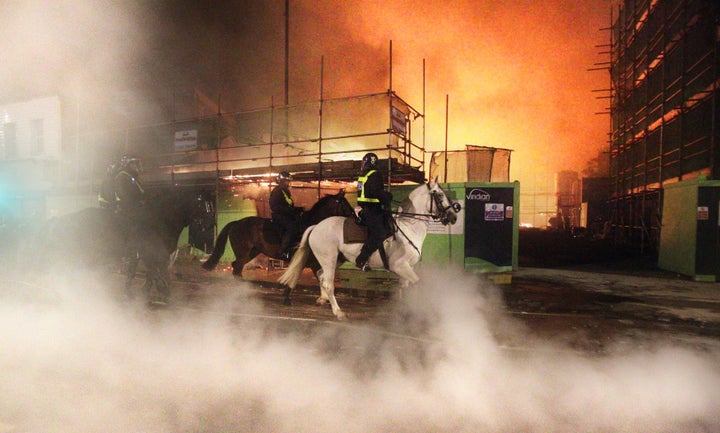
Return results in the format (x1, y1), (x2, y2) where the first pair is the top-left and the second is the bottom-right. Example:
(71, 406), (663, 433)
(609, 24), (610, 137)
(37, 188), (214, 304)
(202, 190), (354, 304)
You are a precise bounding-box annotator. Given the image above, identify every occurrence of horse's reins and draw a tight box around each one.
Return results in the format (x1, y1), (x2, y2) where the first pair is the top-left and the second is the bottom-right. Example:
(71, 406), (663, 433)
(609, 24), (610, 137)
(389, 187), (449, 257)
(390, 189), (449, 221)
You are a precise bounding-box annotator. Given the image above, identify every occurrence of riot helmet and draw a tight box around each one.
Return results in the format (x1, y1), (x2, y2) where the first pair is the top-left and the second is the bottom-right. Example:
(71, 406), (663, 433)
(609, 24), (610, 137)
(361, 153), (378, 172)
(120, 155), (142, 174)
(277, 171), (292, 183)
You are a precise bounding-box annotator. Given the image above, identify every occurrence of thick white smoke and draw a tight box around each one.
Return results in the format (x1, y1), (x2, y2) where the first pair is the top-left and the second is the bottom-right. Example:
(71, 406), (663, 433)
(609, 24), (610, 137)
(1, 268), (719, 432)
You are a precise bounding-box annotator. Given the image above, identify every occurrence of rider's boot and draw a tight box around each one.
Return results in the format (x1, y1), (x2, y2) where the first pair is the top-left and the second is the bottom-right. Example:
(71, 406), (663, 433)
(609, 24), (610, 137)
(355, 244), (372, 272)
(278, 235), (292, 261)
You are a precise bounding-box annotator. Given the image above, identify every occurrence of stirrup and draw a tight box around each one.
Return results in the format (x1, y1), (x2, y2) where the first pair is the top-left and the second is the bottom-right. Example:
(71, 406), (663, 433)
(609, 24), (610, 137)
(357, 260), (371, 272)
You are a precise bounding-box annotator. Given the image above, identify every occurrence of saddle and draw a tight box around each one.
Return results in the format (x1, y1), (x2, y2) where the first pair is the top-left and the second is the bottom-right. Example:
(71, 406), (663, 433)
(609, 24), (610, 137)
(342, 216), (396, 242)
(342, 216), (397, 270)
(342, 217), (368, 244)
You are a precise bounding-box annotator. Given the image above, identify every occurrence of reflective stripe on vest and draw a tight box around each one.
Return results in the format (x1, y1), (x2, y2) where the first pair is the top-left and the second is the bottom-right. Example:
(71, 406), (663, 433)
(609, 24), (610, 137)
(114, 170), (144, 202)
(282, 189), (294, 206)
(357, 170), (380, 203)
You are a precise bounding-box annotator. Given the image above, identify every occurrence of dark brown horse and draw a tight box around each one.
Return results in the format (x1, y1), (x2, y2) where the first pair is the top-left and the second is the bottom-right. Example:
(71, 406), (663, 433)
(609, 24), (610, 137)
(202, 190), (354, 304)
(35, 188), (214, 305)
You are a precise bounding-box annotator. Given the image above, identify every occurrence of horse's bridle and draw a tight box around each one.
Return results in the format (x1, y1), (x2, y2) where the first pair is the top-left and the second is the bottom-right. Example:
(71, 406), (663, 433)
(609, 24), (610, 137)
(427, 184), (463, 225)
(388, 184), (461, 258)
(392, 184), (461, 224)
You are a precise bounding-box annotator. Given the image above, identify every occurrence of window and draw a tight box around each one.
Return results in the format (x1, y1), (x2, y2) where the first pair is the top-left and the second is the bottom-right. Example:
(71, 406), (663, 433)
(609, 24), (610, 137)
(2, 123), (16, 159)
(30, 118), (44, 156)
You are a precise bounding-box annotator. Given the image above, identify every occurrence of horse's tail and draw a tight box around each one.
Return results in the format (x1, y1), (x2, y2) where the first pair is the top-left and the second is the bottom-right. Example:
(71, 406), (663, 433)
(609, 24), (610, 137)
(278, 225), (315, 289)
(201, 222), (233, 271)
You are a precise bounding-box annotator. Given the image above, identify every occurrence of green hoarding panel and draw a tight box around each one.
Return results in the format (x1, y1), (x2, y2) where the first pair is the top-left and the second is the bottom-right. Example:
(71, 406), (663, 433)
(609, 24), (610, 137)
(658, 177), (720, 281)
(390, 181), (518, 275)
(659, 180), (699, 277)
(216, 198), (258, 262)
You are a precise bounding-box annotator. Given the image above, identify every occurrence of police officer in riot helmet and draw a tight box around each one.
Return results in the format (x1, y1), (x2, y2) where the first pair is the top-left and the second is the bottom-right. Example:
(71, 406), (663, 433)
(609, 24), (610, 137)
(270, 171), (303, 261)
(355, 152), (393, 272)
(115, 155), (145, 214)
(114, 155), (145, 281)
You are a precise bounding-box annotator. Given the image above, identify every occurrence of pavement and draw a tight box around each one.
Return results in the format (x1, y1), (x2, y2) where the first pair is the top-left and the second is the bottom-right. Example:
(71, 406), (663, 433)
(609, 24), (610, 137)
(503, 265), (720, 353)
(514, 266), (720, 324)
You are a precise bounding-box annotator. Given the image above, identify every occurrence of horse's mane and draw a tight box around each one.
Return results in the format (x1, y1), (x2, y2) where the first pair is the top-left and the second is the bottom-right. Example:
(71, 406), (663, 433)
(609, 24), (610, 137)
(297, 191), (350, 224)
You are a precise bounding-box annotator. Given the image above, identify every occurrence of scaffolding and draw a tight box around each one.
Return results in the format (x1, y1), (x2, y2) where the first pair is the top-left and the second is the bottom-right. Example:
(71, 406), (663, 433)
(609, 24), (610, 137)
(114, 90), (426, 189)
(608, 0), (720, 253)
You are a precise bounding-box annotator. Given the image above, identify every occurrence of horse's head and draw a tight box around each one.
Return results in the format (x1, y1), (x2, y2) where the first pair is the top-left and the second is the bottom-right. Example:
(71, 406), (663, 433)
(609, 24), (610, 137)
(194, 190), (215, 218)
(426, 176), (461, 225)
(305, 189), (354, 224)
(329, 189), (355, 218)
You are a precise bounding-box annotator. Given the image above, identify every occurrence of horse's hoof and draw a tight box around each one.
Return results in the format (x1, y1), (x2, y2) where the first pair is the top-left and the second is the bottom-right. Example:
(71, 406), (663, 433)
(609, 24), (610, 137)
(315, 297), (327, 305)
(336, 311), (347, 321)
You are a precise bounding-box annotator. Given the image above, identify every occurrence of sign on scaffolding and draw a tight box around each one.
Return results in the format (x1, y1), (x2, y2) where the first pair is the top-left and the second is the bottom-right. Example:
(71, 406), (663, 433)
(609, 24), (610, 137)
(174, 129), (198, 151)
(390, 105), (407, 138)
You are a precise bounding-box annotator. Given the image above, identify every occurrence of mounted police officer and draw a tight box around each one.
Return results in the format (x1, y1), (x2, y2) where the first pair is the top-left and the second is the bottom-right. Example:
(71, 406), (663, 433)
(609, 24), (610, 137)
(114, 155), (145, 215)
(270, 171), (303, 261)
(114, 155), (145, 285)
(355, 152), (392, 272)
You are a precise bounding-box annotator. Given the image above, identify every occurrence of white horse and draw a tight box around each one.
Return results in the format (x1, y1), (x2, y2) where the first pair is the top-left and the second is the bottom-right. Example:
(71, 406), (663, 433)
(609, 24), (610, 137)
(278, 177), (460, 320)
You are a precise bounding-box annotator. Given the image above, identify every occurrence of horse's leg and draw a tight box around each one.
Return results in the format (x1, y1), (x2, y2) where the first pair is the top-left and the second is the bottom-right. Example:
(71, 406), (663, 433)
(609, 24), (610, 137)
(390, 262), (420, 299)
(229, 229), (259, 278)
(231, 259), (243, 276)
(282, 286), (292, 306)
(314, 268), (330, 305)
(317, 266), (345, 320)
(312, 248), (344, 319)
(304, 259), (328, 305)
(230, 248), (253, 277)
(123, 273), (135, 299)
(144, 258), (159, 302)
(155, 267), (170, 304)
(124, 254), (140, 298)
(143, 271), (154, 302)
(392, 261), (420, 285)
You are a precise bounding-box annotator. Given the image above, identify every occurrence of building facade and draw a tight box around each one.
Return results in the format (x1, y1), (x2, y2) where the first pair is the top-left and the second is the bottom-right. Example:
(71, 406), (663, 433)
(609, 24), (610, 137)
(609, 0), (720, 253)
(0, 96), (63, 222)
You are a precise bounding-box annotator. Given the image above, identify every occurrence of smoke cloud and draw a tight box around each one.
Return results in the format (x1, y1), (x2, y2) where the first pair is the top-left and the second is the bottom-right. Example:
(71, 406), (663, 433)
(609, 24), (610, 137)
(1, 268), (718, 432)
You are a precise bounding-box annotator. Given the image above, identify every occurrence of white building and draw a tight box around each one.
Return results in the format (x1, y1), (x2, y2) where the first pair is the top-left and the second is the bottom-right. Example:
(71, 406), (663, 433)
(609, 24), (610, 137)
(1, 96), (62, 189)
(0, 96), (65, 221)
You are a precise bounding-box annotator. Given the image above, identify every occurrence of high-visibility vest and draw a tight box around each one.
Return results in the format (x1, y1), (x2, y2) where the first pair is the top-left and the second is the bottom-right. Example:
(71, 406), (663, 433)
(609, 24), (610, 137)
(357, 170), (380, 203)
